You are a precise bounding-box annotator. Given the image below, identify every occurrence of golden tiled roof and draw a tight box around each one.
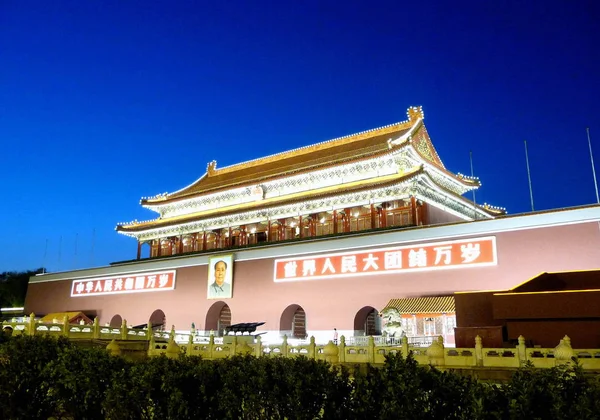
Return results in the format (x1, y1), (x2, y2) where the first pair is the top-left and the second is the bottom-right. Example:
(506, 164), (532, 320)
(383, 296), (455, 314)
(144, 107), (435, 205)
(160, 127), (411, 202)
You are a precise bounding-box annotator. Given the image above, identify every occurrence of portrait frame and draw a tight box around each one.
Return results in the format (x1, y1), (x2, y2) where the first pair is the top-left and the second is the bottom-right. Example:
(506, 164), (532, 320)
(207, 254), (234, 299)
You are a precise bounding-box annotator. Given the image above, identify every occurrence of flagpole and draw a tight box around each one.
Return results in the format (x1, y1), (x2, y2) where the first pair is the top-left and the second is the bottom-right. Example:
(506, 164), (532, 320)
(42, 239), (48, 274)
(524, 140), (535, 211)
(58, 235), (63, 271)
(74, 233), (78, 270)
(586, 128), (600, 204)
(469, 150), (477, 219)
(90, 228), (96, 267)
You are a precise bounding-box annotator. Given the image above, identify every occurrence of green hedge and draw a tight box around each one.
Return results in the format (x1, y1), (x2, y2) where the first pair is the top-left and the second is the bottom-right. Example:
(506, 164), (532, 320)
(1, 334), (600, 419)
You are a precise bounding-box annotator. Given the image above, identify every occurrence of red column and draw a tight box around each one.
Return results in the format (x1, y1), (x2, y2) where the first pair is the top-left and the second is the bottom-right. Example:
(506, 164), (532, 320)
(202, 232), (207, 250)
(380, 203), (388, 228)
(298, 216), (303, 238)
(157, 239), (162, 257)
(279, 219), (285, 241)
(410, 196), (418, 225)
(332, 210), (338, 234)
(370, 204), (376, 229)
(419, 202), (427, 226)
(267, 220), (271, 241)
(192, 233), (198, 251)
(228, 227), (232, 247)
(240, 225), (246, 246)
(178, 235), (184, 254)
(137, 242), (142, 260)
(344, 208), (351, 232)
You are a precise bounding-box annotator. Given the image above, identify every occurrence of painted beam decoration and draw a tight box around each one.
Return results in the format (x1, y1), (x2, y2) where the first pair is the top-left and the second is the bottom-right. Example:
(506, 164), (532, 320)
(71, 270), (176, 297)
(274, 236), (497, 282)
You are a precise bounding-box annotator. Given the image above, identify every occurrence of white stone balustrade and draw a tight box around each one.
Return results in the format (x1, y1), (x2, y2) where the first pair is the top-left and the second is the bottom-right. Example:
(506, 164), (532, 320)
(4, 316), (600, 370)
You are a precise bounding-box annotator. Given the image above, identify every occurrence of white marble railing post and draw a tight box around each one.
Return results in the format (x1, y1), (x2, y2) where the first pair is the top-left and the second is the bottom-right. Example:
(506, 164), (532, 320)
(120, 319), (128, 340)
(166, 336), (180, 359)
(208, 334), (215, 359)
(308, 336), (316, 359)
(187, 332), (193, 354)
(517, 335), (527, 366)
(148, 335), (155, 357)
(62, 315), (69, 337)
(475, 335), (483, 367)
(169, 325), (176, 340)
(28, 313), (36, 336)
(554, 335), (575, 366)
(93, 318), (100, 339)
(231, 336), (238, 357)
(427, 336), (445, 366)
(282, 335), (288, 357)
(401, 335), (409, 357)
(146, 322), (153, 340)
(339, 335), (346, 363)
(255, 335), (263, 357)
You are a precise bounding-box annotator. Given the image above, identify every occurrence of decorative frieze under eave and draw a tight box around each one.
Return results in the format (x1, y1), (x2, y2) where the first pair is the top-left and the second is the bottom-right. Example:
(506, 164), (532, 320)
(416, 175), (503, 220)
(117, 171), (493, 242)
(138, 142), (477, 222)
(399, 146), (479, 196)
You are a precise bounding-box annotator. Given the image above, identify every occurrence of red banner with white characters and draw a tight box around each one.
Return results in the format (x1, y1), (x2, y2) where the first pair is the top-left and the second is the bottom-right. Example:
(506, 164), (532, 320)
(274, 236), (497, 282)
(71, 270), (176, 297)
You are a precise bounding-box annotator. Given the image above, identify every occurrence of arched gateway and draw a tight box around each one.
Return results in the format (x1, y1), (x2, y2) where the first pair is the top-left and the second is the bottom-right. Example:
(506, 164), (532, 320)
(280, 304), (307, 339)
(149, 309), (167, 331)
(109, 314), (122, 328)
(205, 301), (231, 335)
(354, 306), (381, 336)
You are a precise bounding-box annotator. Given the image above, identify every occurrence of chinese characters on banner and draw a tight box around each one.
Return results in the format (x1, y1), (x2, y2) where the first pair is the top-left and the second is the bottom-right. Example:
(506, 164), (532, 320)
(71, 270), (176, 297)
(273, 236), (497, 282)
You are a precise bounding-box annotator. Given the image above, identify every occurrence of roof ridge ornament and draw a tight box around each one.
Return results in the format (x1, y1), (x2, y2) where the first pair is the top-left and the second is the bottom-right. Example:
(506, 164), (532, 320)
(407, 106), (424, 122)
(207, 160), (217, 177)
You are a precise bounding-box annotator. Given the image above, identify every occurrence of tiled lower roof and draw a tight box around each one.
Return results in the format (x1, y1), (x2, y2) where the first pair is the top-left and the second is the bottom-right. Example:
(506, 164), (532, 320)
(40, 312), (89, 323)
(383, 296), (455, 314)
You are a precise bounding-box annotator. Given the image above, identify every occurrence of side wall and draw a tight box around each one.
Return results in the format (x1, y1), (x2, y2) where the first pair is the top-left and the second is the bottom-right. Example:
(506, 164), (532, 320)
(426, 204), (465, 225)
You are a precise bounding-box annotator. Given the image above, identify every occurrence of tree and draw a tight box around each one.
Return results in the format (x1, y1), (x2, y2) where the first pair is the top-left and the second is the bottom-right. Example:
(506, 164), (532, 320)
(0, 268), (44, 308)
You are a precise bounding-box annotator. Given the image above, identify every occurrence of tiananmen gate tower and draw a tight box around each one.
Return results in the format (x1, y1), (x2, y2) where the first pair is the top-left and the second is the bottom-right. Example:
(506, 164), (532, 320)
(24, 106), (600, 346)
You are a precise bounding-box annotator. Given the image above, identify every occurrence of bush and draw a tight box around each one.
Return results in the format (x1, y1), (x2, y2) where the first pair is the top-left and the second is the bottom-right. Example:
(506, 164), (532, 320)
(351, 352), (486, 420)
(43, 344), (130, 419)
(2, 336), (600, 419)
(497, 361), (600, 420)
(0, 334), (72, 419)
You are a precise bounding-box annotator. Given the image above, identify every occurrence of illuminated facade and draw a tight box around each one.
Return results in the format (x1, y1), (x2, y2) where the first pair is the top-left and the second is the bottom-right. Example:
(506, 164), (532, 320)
(24, 107), (600, 345)
(115, 106), (504, 260)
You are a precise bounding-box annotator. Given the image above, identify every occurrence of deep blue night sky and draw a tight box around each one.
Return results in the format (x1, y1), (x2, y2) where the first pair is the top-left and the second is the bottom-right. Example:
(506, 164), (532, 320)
(1, 1), (598, 272)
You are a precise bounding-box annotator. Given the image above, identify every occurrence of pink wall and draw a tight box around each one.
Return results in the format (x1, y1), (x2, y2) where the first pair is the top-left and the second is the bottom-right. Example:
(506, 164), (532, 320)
(25, 221), (600, 333)
(426, 204), (464, 225)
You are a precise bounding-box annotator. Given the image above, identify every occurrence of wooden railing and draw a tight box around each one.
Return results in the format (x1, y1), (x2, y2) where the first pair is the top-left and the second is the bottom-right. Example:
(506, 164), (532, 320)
(4, 315), (599, 370)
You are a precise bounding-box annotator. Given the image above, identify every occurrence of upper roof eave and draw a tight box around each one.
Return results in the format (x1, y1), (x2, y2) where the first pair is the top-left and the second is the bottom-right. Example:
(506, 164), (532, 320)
(141, 107), (431, 206)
